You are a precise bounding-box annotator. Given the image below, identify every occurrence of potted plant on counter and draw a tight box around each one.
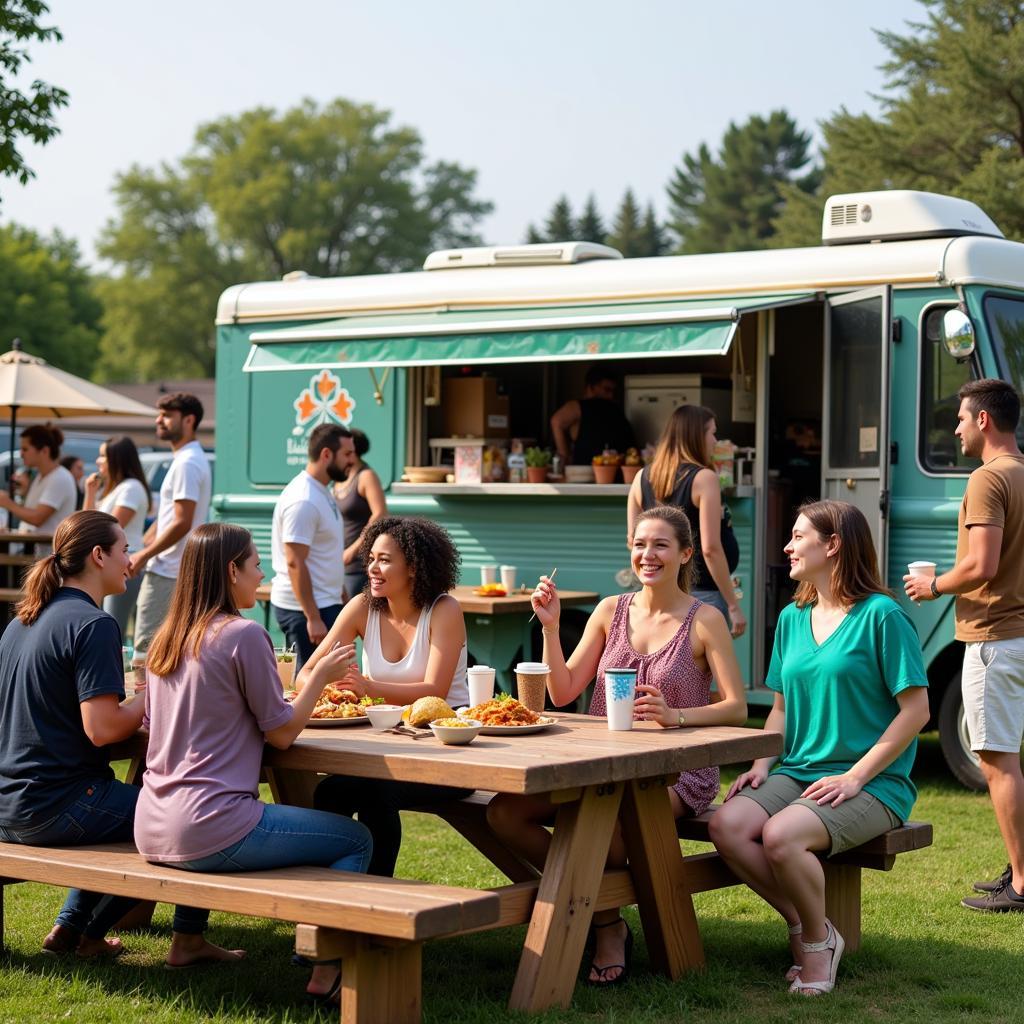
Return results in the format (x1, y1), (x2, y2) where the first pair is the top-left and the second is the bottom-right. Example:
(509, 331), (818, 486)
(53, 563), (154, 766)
(592, 450), (622, 484)
(524, 447), (552, 483)
(620, 447), (644, 484)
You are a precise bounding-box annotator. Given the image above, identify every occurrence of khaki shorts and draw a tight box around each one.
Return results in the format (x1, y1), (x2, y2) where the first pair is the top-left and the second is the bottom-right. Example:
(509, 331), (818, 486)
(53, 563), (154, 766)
(133, 572), (178, 654)
(735, 772), (901, 856)
(962, 638), (1024, 754)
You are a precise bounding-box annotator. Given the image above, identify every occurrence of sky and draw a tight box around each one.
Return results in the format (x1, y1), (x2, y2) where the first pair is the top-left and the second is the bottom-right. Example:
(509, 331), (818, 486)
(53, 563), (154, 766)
(2, 0), (927, 267)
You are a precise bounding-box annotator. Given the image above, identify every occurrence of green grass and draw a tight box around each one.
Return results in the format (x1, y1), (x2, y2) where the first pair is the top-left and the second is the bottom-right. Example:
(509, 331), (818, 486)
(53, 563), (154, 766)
(2, 735), (1023, 1023)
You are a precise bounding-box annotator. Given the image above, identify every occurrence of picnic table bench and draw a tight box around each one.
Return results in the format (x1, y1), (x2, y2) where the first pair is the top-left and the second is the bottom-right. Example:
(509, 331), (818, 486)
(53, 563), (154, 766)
(418, 792), (934, 953)
(0, 840), (499, 1024)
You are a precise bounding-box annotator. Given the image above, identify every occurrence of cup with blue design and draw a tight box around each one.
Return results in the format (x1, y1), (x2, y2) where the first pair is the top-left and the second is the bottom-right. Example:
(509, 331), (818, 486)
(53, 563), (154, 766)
(605, 667), (638, 731)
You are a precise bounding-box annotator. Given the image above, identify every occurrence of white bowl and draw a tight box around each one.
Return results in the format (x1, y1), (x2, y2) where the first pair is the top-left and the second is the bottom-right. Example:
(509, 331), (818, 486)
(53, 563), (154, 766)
(429, 718), (483, 745)
(364, 704), (404, 730)
(564, 464), (595, 483)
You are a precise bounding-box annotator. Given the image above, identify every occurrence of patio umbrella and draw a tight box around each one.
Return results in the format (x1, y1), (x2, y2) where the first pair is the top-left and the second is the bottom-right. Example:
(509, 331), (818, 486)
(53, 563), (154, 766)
(0, 338), (157, 496)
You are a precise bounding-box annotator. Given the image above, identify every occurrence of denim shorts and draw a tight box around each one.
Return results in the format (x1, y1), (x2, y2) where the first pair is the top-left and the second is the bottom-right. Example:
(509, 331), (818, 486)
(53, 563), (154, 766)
(735, 772), (901, 856)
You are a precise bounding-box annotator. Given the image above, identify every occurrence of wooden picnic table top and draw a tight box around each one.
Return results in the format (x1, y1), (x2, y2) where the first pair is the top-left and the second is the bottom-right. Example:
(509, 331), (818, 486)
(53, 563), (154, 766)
(0, 529), (52, 545)
(264, 712), (780, 795)
(254, 582), (599, 617)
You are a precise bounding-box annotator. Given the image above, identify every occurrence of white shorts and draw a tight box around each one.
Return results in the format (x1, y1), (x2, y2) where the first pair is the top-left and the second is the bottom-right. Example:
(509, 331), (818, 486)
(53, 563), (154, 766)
(962, 637), (1024, 754)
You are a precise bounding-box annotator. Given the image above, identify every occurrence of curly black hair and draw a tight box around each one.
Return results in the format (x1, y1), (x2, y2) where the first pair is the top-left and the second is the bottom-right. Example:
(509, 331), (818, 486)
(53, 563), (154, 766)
(359, 516), (461, 610)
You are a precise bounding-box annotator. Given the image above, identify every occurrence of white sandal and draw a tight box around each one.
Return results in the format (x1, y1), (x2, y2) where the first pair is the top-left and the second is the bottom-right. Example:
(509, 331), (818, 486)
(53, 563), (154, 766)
(788, 920), (844, 996)
(785, 922), (802, 983)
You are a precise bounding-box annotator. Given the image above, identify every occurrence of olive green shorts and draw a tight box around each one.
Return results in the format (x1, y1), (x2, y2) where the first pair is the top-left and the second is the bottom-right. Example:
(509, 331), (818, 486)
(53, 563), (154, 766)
(735, 772), (901, 856)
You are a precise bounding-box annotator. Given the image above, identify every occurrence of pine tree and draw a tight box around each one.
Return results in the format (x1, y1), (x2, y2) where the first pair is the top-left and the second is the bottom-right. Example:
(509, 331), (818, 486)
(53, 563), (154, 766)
(576, 194), (606, 243)
(641, 202), (667, 257)
(607, 189), (644, 256)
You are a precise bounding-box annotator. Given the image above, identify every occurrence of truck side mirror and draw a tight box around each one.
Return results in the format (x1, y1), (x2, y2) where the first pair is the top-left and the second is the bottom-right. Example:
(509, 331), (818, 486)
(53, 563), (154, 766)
(942, 308), (976, 361)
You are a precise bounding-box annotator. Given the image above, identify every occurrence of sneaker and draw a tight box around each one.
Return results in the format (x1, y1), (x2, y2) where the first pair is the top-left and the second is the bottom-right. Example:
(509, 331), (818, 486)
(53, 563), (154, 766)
(973, 864), (1012, 893)
(961, 881), (1024, 913)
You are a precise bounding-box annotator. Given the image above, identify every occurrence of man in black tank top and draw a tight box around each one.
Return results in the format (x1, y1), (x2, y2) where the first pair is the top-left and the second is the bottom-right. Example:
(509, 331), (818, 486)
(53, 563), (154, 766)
(551, 366), (636, 466)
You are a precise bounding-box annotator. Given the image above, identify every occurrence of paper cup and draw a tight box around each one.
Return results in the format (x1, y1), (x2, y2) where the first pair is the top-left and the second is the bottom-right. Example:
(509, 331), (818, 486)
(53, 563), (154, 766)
(907, 561), (937, 578)
(500, 565), (518, 592)
(467, 665), (496, 708)
(480, 564), (498, 586)
(515, 661), (549, 713)
(605, 668), (638, 731)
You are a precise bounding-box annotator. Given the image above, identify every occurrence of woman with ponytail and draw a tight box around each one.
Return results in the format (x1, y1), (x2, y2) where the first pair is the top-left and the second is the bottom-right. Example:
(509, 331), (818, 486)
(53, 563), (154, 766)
(0, 511), (148, 957)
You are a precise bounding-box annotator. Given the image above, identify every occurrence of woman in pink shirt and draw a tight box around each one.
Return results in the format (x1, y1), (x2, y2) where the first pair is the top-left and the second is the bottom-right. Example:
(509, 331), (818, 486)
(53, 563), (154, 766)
(135, 522), (370, 1001)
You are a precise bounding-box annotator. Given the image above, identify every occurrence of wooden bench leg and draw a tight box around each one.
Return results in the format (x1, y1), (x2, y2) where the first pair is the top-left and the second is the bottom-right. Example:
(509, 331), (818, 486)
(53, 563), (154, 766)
(508, 782), (623, 1012)
(342, 937), (422, 1024)
(620, 776), (705, 977)
(823, 863), (861, 952)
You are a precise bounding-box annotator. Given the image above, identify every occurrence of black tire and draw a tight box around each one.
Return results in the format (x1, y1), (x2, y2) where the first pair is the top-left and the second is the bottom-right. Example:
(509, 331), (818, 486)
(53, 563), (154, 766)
(937, 672), (987, 791)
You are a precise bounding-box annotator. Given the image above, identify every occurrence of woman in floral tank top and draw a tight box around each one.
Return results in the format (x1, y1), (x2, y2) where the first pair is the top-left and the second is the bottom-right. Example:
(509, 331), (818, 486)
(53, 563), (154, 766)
(487, 506), (747, 987)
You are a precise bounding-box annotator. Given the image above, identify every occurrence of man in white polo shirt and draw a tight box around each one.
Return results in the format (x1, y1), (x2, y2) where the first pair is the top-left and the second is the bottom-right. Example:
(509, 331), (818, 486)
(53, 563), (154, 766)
(130, 393), (212, 657)
(271, 423), (355, 672)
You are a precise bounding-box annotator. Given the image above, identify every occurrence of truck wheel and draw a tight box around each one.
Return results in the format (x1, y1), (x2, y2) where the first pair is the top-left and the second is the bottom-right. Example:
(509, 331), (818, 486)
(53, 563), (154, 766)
(938, 674), (986, 791)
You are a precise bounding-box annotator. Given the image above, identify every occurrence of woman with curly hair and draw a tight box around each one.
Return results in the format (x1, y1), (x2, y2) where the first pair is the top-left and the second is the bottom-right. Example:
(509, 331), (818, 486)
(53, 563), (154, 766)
(304, 516), (469, 875)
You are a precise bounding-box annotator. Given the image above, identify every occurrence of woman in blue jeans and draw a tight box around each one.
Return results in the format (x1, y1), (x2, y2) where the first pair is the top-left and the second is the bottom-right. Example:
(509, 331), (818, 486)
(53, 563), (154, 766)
(0, 511), (161, 958)
(135, 522), (370, 1000)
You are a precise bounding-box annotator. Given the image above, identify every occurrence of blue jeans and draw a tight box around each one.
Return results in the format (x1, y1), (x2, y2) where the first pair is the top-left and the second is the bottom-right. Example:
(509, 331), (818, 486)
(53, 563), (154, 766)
(0, 779), (142, 938)
(272, 602), (344, 674)
(692, 587), (731, 630)
(167, 803), (372, 933)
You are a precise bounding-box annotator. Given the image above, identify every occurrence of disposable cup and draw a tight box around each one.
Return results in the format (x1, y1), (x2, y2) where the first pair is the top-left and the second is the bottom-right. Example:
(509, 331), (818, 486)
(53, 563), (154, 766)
(467, 665), (496, 708)
(605, 668), (638, 731)
(907, 561), (936, 577)
(515, 661), (549, 713)
(480, 565), (498, 586)
(500, 565), (518, 592)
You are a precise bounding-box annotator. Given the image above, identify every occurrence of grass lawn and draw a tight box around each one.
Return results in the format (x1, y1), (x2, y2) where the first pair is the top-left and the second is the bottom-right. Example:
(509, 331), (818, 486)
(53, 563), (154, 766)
(1, 734), (1022, 1023)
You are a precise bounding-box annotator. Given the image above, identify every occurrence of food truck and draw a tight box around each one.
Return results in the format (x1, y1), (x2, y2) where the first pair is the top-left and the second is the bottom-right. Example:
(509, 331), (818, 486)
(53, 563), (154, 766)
(215, 189), (1024, 789)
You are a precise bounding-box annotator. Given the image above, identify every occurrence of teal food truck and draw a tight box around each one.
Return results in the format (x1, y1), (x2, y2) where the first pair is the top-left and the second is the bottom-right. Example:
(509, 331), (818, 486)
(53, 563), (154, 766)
(215, 189), (1024, 790)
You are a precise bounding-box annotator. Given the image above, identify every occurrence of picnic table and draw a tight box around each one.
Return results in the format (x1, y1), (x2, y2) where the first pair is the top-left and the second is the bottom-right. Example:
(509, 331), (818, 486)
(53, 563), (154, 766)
(254, 582), (599, 694)
(0, 530), (51, 619)
(254, 712), (781, 1012)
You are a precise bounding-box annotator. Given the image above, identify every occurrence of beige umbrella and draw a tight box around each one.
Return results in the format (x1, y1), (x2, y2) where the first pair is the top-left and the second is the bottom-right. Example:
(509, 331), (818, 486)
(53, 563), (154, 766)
(0, 339), (157, 495)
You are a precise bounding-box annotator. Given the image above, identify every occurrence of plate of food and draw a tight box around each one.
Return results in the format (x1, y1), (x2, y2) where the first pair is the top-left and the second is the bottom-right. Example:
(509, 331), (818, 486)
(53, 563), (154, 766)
(473, 583), (507, 597)
(306, 685), (383, 726)
(459, 695), (556, 735)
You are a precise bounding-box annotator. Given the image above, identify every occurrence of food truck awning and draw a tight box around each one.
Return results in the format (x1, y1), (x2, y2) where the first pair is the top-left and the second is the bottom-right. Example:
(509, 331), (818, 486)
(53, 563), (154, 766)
(243, 294), (815, 372)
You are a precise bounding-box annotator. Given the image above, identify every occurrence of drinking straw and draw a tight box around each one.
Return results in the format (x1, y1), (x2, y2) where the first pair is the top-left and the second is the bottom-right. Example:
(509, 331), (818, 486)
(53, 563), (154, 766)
(527, 567), (558, 623)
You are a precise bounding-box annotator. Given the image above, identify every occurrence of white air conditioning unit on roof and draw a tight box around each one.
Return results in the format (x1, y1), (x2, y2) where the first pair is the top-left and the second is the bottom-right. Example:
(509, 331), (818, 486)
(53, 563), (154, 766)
(821, 190), (1003, 245)
(423, 241), (623, 270)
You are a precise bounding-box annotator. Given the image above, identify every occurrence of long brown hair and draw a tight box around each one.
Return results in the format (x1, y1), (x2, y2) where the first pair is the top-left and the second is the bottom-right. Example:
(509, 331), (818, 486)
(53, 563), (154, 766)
(647, 404), (714, 501)
(792, 499), (890, 608)
(635, 505), (695, 592)
(146, 523), (254, 676)
(16, 510), (121, 625)
(101, 435), (151, 506)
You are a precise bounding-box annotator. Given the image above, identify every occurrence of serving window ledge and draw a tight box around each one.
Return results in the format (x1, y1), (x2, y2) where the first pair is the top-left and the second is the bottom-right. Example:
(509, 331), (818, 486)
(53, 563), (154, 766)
(392, 482), (633, 496)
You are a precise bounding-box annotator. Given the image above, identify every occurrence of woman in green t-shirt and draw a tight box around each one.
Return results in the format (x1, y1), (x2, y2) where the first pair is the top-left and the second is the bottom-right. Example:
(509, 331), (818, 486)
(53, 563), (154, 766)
(709, 500), (929, 997)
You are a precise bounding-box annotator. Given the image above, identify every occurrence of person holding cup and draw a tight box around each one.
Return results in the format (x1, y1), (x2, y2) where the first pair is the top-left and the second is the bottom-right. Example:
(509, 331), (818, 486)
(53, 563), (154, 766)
(486, 505), (747, 987)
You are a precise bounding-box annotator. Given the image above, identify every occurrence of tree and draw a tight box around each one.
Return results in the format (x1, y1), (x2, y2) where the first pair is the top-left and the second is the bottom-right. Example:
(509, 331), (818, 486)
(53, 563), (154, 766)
(576, 194), (606, 244)
(667, 109), (820, 254)
(0, 224), (102, 375)
(525, 195), (576, 243)
(0, 1), (67, 192)
(773, 0), (1024, 246)
(641, 202), (668, 257)
(607, 189), (644, 256)
(97, 98), (493, 380)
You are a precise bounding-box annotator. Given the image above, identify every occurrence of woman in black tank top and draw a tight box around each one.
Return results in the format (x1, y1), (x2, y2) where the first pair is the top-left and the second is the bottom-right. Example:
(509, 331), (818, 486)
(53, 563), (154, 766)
(627, 405), (746, 637)
(333, 430), (388, 601)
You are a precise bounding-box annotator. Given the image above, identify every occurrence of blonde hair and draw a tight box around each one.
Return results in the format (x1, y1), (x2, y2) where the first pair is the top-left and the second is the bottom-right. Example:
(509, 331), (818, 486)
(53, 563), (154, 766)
(647, 404), (714, 501)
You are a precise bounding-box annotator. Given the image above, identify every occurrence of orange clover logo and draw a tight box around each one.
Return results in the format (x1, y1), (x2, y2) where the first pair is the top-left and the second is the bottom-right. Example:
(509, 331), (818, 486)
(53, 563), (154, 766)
(293, 369), (356, 428)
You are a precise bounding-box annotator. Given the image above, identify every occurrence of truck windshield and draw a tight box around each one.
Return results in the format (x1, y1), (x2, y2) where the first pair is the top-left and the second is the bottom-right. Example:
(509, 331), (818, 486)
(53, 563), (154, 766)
(983, 294), (1024, 447)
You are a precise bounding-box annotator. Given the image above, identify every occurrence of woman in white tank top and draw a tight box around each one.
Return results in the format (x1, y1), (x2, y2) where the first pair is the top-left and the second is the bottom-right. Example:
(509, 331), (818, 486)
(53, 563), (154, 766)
(296, 517), (470, 875)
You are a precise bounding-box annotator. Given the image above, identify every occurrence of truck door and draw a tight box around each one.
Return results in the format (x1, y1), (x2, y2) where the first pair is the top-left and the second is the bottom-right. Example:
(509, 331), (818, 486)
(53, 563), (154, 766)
(821, 286), (892, 568)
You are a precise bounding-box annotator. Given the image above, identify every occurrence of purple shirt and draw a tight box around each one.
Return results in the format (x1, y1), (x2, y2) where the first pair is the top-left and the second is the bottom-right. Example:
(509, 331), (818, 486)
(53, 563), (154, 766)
(134, 616), (293, 862)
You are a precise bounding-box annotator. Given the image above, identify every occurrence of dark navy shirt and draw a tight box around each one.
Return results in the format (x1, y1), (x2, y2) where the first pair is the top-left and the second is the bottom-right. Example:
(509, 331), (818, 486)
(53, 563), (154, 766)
(0, 587), (125, 827)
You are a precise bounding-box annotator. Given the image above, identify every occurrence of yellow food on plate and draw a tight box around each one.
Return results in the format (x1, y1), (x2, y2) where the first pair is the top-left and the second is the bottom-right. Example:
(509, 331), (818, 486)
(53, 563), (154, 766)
(432, 717), (473, 728)
(462, 697), (540, 727)
(402, 696), (456, 727)
(310, 685), (384, 720)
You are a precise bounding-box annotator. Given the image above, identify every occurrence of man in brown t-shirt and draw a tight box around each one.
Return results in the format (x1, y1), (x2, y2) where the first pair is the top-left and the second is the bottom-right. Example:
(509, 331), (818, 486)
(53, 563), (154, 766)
(905, 378), (1024, 913)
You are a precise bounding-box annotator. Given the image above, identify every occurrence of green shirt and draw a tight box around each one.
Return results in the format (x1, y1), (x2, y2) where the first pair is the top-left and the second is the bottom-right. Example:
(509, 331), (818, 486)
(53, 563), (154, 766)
(765, 593), (927, 822)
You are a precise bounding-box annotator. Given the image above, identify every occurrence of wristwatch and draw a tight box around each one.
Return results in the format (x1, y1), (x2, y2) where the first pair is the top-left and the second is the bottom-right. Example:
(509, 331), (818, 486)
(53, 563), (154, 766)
(677, 710), (687, 728)
(930, 578), (940, 598)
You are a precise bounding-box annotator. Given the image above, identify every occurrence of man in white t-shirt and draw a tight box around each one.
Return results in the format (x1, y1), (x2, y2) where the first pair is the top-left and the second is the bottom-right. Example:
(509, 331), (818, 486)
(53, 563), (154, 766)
(130, 393), (212, 656)
(271, 423), (355, 671)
